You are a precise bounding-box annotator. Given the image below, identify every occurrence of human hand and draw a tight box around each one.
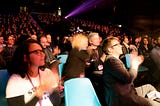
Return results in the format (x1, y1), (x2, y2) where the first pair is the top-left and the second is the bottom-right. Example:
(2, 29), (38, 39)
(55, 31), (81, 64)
(129, 44), (138, 55)
(79, 73), (85, 78)
(40, 70), (59, 93)
(130, 54), (144, 70)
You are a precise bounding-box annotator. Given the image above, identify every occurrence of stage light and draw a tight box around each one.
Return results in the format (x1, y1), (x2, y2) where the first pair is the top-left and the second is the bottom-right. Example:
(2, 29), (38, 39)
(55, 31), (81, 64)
(64, 16), (68, 19)
(65, 0), (104, 18)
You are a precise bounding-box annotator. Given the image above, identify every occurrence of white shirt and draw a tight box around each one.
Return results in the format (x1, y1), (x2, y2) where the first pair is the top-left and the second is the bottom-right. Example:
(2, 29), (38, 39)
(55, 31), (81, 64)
(6, 68), (55, 106)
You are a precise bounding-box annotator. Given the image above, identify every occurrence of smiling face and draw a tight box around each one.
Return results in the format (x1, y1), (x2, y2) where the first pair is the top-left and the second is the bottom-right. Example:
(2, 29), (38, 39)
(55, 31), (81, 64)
(40, 36), (48, 48)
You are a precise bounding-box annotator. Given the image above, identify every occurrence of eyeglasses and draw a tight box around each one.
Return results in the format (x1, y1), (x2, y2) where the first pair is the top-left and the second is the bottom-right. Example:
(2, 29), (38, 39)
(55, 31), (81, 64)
(110, 43), (121, 48)
(28, 49), (45, 55)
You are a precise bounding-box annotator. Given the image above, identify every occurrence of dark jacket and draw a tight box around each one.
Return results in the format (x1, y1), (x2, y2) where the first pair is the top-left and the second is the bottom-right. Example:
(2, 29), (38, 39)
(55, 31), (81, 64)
(85, 46), (104, 78)
(43, 47), (57, 68)
(103, 56), (151, 106)
(62, 48), (89, 81)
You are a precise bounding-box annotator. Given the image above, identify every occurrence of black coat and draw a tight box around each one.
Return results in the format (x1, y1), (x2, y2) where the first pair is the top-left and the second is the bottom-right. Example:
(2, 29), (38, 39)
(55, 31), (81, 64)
(62, 48), (89, 81)
(103, 56), (151, 106)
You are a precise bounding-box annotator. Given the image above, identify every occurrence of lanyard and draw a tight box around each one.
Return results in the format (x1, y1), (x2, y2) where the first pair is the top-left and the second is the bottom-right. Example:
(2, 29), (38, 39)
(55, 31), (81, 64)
(27, 71), (42, 106)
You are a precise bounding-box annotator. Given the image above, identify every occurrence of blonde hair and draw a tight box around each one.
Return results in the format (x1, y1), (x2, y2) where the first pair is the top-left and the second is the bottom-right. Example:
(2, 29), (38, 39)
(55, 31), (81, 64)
(71, 33), (88, 49)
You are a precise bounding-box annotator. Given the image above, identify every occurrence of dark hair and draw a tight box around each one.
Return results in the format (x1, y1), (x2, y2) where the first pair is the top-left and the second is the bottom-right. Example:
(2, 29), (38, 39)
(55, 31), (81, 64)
(14, 34), (30, 46)
(7, 39), (43, 78)
(37, 34), (46, 43)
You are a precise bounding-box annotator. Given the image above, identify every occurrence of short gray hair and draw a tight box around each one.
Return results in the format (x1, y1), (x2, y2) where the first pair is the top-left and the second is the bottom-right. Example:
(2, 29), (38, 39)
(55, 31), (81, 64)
(88, 32), (99, 40)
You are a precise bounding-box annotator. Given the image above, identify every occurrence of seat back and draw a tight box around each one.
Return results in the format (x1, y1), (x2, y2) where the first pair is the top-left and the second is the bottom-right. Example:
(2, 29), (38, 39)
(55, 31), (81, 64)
(58, 63), (65, 78)
(125, 54), (149, 72)
(125, 54), (131, 68)
(64, 78), (101, 106)
(57, 54), (68, 64)
(0, 69), (10, 106)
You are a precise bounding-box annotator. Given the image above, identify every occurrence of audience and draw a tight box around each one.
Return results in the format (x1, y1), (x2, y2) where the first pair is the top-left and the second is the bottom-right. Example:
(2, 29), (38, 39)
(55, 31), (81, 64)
(6, 39), (61, 106)
(138, 36), (153, 69)
(120, 35), (138, 68)
(85, 32), (106, 105)
(102, 36), (160, 106)
(86, 32), (104, 75)
(0, 11), (159, 106)
(0, 35), (6, 52)
(38, 35), (57, 68)
(46, 33), (54, 52)
(1, 35), (17, 67)
(62, 33), (90, 81)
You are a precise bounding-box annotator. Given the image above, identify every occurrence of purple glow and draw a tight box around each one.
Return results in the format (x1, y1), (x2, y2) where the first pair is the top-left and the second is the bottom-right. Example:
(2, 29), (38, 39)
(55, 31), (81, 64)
(65, 0), (104, 18)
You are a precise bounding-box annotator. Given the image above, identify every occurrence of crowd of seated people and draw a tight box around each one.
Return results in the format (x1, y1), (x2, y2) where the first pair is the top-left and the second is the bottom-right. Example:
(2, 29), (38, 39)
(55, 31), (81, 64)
(1, 11), (160, 106)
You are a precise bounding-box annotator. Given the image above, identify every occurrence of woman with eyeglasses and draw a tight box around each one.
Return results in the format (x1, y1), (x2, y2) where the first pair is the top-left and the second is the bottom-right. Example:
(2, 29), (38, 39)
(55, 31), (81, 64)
(6, 39), (61, 106)
(102, 37), (160, 106)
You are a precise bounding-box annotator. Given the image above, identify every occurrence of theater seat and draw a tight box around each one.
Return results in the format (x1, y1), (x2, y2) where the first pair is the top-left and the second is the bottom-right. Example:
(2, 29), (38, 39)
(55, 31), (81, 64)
(0, 69), (10, 106)
(64, 78), (101, 106)
(57, 54), (68, 64)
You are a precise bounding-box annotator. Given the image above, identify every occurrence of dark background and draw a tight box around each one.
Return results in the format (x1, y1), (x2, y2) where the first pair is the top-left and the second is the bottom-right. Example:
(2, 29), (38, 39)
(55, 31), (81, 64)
(1, 0), (160, 35)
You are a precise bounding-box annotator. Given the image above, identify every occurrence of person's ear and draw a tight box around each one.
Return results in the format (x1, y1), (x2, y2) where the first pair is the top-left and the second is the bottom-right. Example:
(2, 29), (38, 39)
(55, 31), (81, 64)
(89, 39), (93, 45)
(107, 48), (112, 54)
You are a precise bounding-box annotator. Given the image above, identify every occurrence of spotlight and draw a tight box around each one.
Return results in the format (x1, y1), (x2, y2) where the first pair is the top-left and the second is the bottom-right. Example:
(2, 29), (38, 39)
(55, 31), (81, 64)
(65, 16), (68, 19)
(64, 0), (103, 18)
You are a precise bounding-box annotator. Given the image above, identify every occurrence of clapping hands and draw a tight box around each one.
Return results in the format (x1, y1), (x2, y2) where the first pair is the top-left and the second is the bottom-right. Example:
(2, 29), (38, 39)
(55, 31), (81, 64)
(130, 54), (144, 70)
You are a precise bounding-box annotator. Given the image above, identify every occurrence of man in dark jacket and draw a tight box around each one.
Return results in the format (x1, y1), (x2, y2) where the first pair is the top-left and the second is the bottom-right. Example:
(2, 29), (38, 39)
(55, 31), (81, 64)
(102, 36), (160, 106)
